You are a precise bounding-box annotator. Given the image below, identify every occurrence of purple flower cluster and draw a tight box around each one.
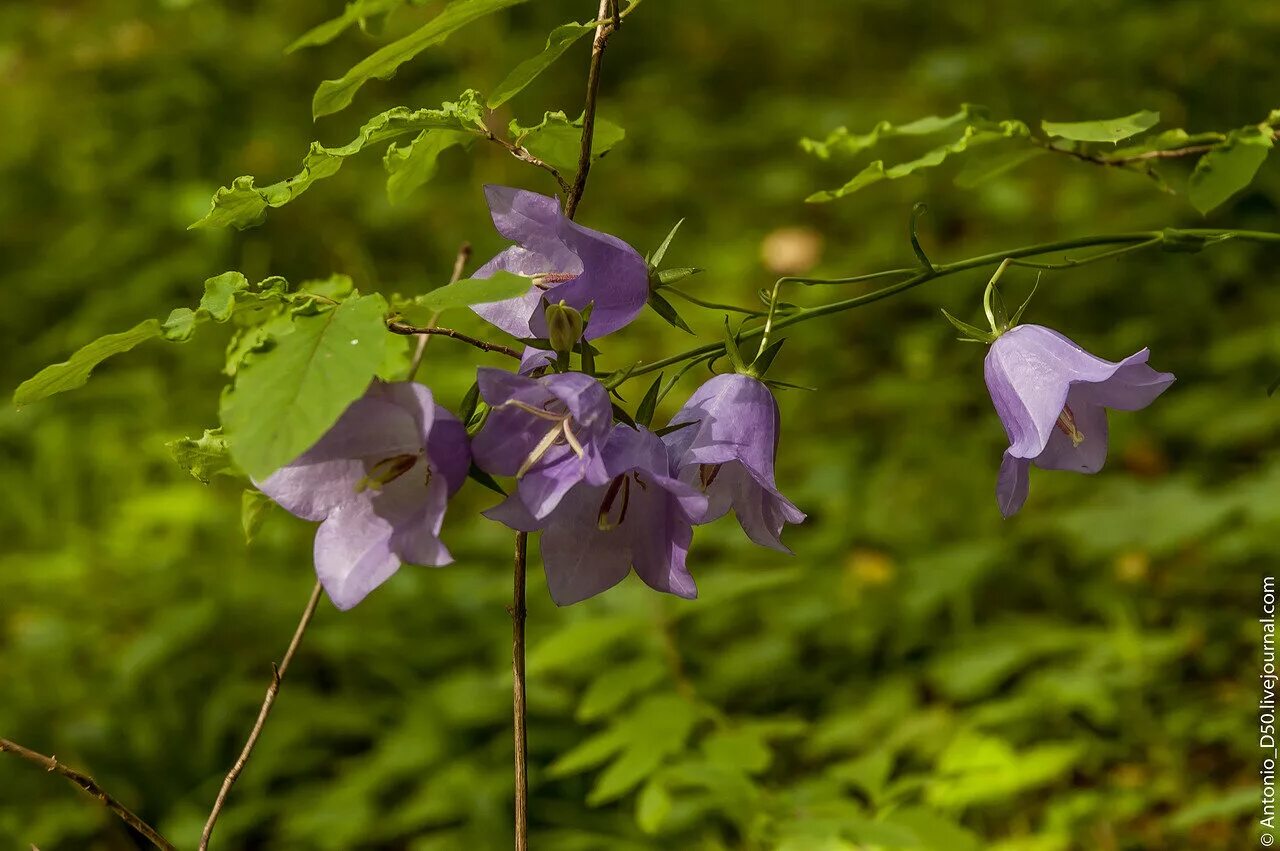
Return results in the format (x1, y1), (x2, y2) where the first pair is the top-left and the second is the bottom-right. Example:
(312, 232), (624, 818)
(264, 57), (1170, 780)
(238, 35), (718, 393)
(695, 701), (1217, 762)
(257, 185), (1175, 610)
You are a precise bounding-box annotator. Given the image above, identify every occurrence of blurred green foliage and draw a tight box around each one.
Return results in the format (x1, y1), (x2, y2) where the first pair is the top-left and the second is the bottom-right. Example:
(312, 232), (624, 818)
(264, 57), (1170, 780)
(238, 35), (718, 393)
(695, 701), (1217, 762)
(3, 0), (1279, 848)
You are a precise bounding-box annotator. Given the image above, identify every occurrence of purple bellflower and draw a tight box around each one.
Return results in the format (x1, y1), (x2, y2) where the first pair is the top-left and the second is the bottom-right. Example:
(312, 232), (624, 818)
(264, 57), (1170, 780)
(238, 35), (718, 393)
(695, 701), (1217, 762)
(471, 185), (649, 340)
(471, 367), (612, 520)
(985, 324), (1175, 517)
(256, 381), (470, 611)
(663, 373), (805, 551)
(488, 424), (708, 605)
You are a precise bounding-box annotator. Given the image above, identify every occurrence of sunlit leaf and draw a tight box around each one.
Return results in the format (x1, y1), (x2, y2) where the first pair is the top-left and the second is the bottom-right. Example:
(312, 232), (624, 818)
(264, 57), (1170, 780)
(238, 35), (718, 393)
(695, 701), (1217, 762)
(510, 111), (625, 175)
(415, 270), (531, 312)
(1041, 110), (1160, 143)
(312, 0), (530, 118)
(488, 21), (596, 108)
(167, 428), (237, 484)
(384, 129), (475, 203)
(1188, 126), (1273, 214)
(287, 0), (411, 53)
(241, 488), (274, 544)
(801, 106), (978, 159)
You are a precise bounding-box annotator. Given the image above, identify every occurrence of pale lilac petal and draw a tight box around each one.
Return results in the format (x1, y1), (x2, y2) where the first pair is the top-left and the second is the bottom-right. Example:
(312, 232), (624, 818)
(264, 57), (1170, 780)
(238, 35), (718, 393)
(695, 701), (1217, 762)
(996, 453), (1031, 518)
(517, 453), (590, 519)
(476, 366), (540, 406)
(314, 500), (401, 611)
(368, 381), (436, 445)
(391, 470), (453, 566)
(427, 404), (470, 496)
(539, 483), (633, 605)
(627, 492), (697, 600)
(484, 492), (545, 532)
(647, 472), (709, 524)
(665, 373), (779, 478)
(519, 346), (555, 375)
(551, 222), (649, 339)
(1033, 395), (1109, 474)
(1074, 349), (1176, 411)
(544, 372), (613, 440)
(256, 458), (365, 522)
(470, 247), (559, 339)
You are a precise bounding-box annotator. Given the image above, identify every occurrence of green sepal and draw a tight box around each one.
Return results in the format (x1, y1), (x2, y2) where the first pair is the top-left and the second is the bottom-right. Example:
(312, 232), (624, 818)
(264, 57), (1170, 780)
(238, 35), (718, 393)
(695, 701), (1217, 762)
(654, 419), (700, 438)
(763, 378), (817, 392)
(611, 401), (637, 428)
(749, 337), (786, 378)
(635, 374), (663, 429)
(648, 292), (695, 334)
(648, 218), (685, 269)
(241, 489), (275, 545)
(1008, 273), (1041, 327)
(468, 462), (507, 496)
(654, 267), (703, 287)
(601, 363), (637, 390)
(578, 339), (596, 376)
(458, 381), (481, 425)
(940, 309), (996, 344)
(723, 317), (748, 373)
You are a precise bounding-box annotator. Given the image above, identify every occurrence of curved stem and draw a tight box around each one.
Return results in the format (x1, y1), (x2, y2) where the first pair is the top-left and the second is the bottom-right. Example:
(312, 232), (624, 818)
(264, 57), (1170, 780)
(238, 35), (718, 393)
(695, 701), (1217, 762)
(665, 287), (766, 317)
(624, 227), (1280, 380)
(200, 581), (323, 850)
(388, 322), (522, 360)
(0, 738), (176, 850)
(563, 0), (617, 219)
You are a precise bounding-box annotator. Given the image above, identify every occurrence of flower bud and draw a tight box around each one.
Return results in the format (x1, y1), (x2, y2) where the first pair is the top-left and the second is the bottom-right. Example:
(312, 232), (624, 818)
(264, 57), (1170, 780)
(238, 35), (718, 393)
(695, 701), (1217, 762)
(545, 300), (584, 354)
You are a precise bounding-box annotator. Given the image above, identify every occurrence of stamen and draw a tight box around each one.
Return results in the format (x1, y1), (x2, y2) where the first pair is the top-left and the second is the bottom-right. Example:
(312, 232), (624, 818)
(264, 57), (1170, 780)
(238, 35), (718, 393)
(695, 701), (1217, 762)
(532, 272), (578, 290)
(632, 471), (648, 491)
(355, 454), (419, 492)
(502, 399), (566, 422)
(597, 475), (631, 530)
(698, 464), (722, 490)
(517, 423), (565, 478)
(1055, 404), (1085, 448)
(561, 420), (585, 459)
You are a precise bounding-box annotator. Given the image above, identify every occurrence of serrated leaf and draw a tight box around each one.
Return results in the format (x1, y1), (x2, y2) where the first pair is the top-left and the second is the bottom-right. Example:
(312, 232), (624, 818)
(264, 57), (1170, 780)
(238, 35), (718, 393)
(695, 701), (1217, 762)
(510, 111), (625, 174)
(1041, 110), (1159, 143)
(167, 428), (236, 484)
(635, 374), (663, 428)
(193, 94), (484, 230)
(220, 294), (390, 480)
(1188, 126), (1274, 214)
(287, 0), (408, 53)
(647, 291), (694, 334)
(312, 0), (529, 118)
(241, 489), (274, 544)
(385, 129), (474, 204)
(488, 21), (595, 108)
(13, 320), (161, 408)
(417, 271), (532, 312)
(801, 106), (978, 159)
(806, 121), (1030, 202)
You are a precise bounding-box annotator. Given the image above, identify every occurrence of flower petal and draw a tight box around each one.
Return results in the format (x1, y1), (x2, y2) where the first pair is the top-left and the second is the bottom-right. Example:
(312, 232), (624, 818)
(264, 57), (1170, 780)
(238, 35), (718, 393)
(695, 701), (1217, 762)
(427, 404), (471, 496)
(314, 500), (401, 610)
(391, 466), (454, 566)
(1033, 394), (1109, 474)
(539, 484), (633, 605)
(549, 222), (649, 339)
(996, 452), (1031, 518)
(627, 485), (698, 600)
(484, 492), (545, 532)
(1073, 349), (1176, 411)
(664, 373), (780, 480)
(469, 247), (552, 339)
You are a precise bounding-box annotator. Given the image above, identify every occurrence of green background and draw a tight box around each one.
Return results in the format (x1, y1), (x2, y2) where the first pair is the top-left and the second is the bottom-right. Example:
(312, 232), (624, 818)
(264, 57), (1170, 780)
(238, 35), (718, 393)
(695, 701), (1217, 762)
(2, 0), (1277, 848)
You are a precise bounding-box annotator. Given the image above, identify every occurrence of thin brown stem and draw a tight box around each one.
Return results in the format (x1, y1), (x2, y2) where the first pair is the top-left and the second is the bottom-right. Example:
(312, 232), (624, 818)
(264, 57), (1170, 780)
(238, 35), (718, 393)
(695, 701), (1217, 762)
(483, 124), (572, 196)
(387, 322), (523, 360)
(563, 0), (617, 219)
(200, 581), (323, 851)
(0, 738), (176, 851)
(409, 242), (472, 380)
(510, 532), (529, 851)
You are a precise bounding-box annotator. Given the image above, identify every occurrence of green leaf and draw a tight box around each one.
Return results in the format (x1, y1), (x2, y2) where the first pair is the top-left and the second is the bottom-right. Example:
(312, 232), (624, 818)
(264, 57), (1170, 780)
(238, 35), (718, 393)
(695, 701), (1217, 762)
(312, 0), (530, 118)
(1188, 126), (1274, 214)
(801, 106), (977, 159)
(953, 146), (1045, 189)
(384, 129), (475, 204)
(635, 779), (673, 835)
(577, 659), (665, 722)
(806, 121), (1030, 202)
(220, 294), (390, 480)
(192, 94), (484, 230)
(287, 0), (408, 53)
(416, 271), (531, 312)
(241, 489), (274, 544)
(167, 428), (236, 484)
(648, 292), (694, 334)
(635, 374), (663, 428)
(488, 21), (595, 108)
(587, 695), (698, 804)
(13, 320), (161, 408)
(510, 111), (625, 174)
(655, 267), (702, 286)
(1041, 110), (1160, 143)
(160, 271), (252, 341)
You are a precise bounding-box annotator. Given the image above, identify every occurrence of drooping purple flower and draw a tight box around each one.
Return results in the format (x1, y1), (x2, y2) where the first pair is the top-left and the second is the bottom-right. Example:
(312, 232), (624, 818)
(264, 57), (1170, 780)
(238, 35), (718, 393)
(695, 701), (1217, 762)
(256, 381), (469, 611)
(471, 185), (649, 340)
(488, 424), (708, 605)
(663, 373), (805, 551)
(985, 324), (1175, 518)
(471, 367), (612, 520)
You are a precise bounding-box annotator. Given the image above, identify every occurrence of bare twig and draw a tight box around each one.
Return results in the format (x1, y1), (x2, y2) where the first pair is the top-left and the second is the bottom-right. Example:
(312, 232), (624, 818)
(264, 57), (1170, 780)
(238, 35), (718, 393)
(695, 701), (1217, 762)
(387, 321), (522, 360)
(409, 242), (472, 380)
(510, 531), (530, 851)
(482, 124), (573, 196)
(0, 738), (176, 851)
(563, 0), (619, 219)
(200, 581), (323, 851)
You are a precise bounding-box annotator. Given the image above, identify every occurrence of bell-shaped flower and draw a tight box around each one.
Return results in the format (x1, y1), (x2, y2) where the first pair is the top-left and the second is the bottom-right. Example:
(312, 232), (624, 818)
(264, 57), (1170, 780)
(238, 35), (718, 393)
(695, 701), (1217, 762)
(471, 185), (649, 340)
(663, 373), (805, 551)
(471, 367), (612, 519)
(985, 324), (1175, 517)
(488, 424), (708, 605)
(256, 381), (470, 611)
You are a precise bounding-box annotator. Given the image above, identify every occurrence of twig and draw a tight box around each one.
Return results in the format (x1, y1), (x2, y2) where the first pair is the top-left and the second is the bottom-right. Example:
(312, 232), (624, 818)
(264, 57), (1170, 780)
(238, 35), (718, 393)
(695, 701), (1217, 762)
(409, 243), (472, 380)
(200, 581), (323, 851)
(510, 532), (530, 851)
(387, 322), (522, 360)
(563, 0), (618, 219)
(0, 738), (176, 851)
(482, 124), (572, 196)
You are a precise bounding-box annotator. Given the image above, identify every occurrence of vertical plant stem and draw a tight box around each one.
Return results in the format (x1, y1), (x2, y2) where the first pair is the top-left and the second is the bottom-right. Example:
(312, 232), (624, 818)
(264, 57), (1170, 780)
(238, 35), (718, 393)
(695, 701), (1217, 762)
(409, 242), (472, 380)
(563, 0), (617, 219)
(0, 738), (176, 851)
(199, 581), (323, 851)
(511, 531), (529, 851)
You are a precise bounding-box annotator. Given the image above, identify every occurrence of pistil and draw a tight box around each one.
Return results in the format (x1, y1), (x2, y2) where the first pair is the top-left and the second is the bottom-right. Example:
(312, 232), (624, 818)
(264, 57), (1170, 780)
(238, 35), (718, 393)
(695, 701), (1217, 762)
(1056, 404), (1085, 447)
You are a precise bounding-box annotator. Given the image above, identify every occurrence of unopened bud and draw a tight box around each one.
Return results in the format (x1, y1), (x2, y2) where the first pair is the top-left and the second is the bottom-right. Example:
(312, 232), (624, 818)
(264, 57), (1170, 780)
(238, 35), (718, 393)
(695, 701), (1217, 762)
(545, 300), (584, 354)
